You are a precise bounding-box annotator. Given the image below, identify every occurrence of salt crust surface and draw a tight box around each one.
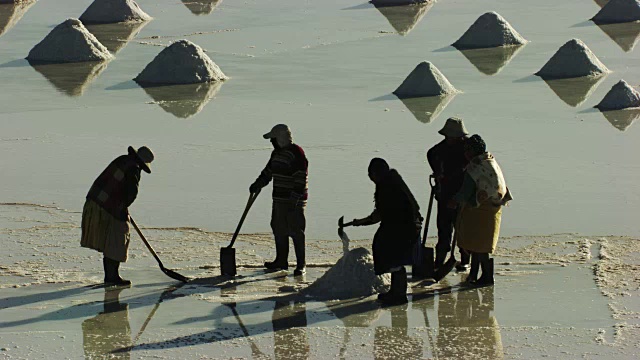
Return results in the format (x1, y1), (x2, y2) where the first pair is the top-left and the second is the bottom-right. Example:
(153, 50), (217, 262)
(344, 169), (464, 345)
(453, 11), (528, 49)
(595, 80), (640, 110)
(592, 0), (640, 24)
(79, 0), (151, 25)
(303, 247), (389, 300)
(535, 38), (609, 79)
(134, 40), (228, 86)
(26, 18), (113, 63)
(394, 61), (458, 98)
(370, 0), (429, 6)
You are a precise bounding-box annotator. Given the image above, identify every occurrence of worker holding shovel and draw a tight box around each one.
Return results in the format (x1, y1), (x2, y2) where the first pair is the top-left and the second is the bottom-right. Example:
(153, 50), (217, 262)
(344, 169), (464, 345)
(81, 146), (154, 286)
(250, 124), (308, 276)
(342, 158), (422, 305)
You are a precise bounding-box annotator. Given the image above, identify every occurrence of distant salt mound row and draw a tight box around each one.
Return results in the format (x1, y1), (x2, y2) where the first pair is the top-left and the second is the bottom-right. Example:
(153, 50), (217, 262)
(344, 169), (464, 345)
(370, 0), (429, 6)
(595, 80), (640, 110)
(80, 0), (151, 24)
(303, 247), (390, 300)
(453, 11), (527, 49)
(134, 40), (228, 86)
(394, 61), (459, 98)
(592, 0), (640, 24)
(26, 18), (113, 63)
(535, 39), (609, 79)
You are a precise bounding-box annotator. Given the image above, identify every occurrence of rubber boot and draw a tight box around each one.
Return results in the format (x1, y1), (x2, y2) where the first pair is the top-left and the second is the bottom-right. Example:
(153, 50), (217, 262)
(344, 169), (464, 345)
(477, 256), (494, 286)
(381, 267), (408, 306)
(293, 237), (306, 276)
(434, 251), (447, 270)
(463, 252), (480, 285)
(104, 257), (131, 286)
(456, 249), (471, 272)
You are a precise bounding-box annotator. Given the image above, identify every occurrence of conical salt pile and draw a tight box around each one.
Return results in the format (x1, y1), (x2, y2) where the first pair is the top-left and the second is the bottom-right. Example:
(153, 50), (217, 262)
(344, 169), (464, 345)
(0, 0), (37, 38)
(453, 12), (528, 49)
(592, 0), (640, 24)
(26, 19), (113, 63)
(80, 0), (151, 24)
(535, 39), (609, 79)
(595, 80), (640, 110)
(134, 40), (227, 86)
(394, 61), (459, 98)
(303, 247), (389, 300)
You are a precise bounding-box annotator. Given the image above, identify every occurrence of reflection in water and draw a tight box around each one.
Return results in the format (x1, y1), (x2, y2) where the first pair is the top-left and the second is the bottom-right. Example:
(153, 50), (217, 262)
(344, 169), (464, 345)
(435, 287), (503, 359)
(141, 82), (223, 119)
(458, 45), (525, 76)
(0, 0), (36, 38)
(596, 22), (640, 52)
(28, 60), (110, 97)
(594, 0), (609, 7)
(181, 0), (222, 16)
(374, 2), (434, 36)
(82, 287), (131, 359)
(398, 93), (456, 123)
(85, 22), (148, 54)
(272, 300), (309, 359)
(600, 108), (640, 131)
(543, 75), (606, 107)
(374, 304), (423, 359)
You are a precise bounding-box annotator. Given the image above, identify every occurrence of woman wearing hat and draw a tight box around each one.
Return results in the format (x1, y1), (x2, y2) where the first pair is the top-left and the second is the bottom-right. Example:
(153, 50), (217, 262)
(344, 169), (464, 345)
(449, 135), (512, 285)
(81, 146), (154, 286)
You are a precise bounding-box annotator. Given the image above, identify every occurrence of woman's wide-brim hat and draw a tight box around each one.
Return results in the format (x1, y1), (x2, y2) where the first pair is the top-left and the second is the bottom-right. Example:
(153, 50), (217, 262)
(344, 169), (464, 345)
(438, 117), (469, 138)
(128, 146), (154, 174)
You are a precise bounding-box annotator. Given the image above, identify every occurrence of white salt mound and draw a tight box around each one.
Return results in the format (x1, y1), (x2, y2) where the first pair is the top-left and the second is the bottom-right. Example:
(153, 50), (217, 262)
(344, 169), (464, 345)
(394, 61), (458, 98)
(595, 80), (640, 110)
(79, 0), (151, 24)
(592, 0), (640, 24)
(453, 11), (527, 49)
(370, 0), (429, 6)
(26, 18), (113, 63)
(134, 40), (228, 86)
(303, 247), (390, 300)
(535, 39), (609, 79)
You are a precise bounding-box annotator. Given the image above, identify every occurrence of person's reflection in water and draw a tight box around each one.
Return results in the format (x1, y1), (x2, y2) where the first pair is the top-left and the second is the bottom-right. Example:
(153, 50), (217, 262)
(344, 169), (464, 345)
(435, 286), (504, 359)
(272, 300), (309, 359)
(374, 304), (423, 359)
(82, 287), (132, 359)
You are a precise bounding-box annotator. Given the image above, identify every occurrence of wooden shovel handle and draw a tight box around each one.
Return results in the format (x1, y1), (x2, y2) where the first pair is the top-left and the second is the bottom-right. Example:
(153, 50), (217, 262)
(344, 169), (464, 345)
(227, 190), (260, 248)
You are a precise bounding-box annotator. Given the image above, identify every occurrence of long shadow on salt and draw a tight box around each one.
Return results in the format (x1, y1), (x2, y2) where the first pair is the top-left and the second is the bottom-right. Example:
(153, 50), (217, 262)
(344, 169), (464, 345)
(140, 82), (224, 119)
(596, 22), (640, 52)
(457, 45), (525, 76)
(542, 76), (606, 107)
(27, 59), (110, 97)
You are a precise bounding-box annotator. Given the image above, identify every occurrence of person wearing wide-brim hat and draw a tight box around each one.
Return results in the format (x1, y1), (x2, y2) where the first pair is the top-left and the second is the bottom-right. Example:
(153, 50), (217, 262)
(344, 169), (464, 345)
(427, 117), (471, 271)
(81, 146), (154, 286)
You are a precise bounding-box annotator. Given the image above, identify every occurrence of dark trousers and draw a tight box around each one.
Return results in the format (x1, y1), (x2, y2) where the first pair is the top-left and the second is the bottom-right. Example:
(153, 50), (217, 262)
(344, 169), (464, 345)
(271, 202), (306, 268)
(435, 201), (468, 262)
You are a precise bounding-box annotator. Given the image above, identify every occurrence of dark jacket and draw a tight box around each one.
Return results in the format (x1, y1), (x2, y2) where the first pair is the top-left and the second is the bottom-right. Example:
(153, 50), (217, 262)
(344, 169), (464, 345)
(360, 170), (422, 274)
(86, 154), (140, 221)
(427, 139), (468, 201)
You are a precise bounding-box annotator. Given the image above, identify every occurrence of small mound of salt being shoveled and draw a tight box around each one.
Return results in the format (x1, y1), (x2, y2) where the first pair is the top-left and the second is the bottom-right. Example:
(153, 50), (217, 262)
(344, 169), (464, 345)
(393, 61), (459, 98)
(26, 18), (113, 63)
(535, 39), (609, 79)
(134, 40), (228, 86)
(370, 0), (429, 6)
(592, 0), (640, 24)
(595, 80), (640, 110)
(453, 11), (527, 49)
(303, 247), (390, 300)
(79, 0), (151, 24)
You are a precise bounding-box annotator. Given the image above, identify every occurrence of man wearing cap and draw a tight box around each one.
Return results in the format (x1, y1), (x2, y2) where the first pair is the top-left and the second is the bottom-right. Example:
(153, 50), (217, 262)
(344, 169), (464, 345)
(250, 124), (309, 276)
(427, 117), (470, 271)
(81, 146), (154, 286)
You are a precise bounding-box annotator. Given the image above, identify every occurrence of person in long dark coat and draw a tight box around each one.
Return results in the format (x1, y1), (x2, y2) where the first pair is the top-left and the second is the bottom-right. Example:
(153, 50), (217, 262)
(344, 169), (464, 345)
(348, 158), (422, 305)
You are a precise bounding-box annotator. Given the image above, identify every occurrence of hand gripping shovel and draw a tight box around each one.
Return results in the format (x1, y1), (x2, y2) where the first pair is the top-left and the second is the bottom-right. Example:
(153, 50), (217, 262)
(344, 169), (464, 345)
(220, 191), (260, 276)
(130, 216), (190, 283)
(412, 175), (435, 279)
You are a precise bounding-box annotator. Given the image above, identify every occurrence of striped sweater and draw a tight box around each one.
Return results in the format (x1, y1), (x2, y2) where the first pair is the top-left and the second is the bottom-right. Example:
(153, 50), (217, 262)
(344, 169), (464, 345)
(254, 144), (308, 205)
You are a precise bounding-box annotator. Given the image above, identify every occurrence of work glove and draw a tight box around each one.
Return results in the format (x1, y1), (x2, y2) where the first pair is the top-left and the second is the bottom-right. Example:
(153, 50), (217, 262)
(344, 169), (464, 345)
(249, 182), (261, 194)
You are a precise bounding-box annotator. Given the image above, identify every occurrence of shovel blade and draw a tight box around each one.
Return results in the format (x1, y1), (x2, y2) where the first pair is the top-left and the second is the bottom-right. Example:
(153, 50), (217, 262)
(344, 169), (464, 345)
(433, 256), (456, 282)
(220, 247), (237, 276)
(412, 246), (434, 279)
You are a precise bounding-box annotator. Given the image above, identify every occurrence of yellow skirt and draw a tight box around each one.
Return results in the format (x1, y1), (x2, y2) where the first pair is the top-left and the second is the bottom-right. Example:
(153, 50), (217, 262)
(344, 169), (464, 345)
(456, 202), (502, 254)
(81, 199), (130, 262)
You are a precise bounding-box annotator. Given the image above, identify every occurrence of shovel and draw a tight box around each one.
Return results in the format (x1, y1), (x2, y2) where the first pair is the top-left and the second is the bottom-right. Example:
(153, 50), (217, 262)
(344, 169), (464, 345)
(220, 191), (260, 276)
(412, 175), (436, 279)
(130, 216), (190, 283)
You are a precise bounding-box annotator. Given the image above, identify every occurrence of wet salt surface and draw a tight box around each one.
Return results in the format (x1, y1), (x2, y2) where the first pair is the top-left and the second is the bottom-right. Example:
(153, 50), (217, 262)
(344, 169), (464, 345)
(1, 204), (639, 358)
